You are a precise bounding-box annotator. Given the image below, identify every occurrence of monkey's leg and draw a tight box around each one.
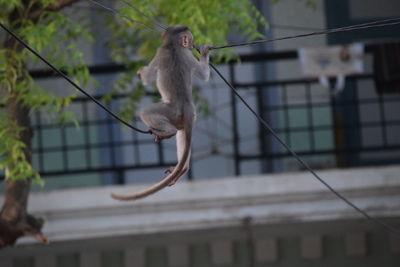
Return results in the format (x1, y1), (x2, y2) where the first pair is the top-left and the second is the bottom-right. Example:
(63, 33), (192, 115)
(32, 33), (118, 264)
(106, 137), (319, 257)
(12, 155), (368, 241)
(140, 103), (178, 141)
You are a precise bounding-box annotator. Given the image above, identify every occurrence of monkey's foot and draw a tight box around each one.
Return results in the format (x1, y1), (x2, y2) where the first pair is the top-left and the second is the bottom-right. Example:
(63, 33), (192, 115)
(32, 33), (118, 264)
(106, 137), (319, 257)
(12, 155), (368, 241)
(154, 133), (175, 142)
(164, 167), (175, 174)
(164, 166), (188, 186)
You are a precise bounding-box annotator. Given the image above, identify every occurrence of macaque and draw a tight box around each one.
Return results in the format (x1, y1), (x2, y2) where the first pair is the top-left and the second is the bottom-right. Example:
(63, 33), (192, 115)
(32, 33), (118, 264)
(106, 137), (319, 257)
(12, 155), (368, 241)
(111, 25), (210, 200)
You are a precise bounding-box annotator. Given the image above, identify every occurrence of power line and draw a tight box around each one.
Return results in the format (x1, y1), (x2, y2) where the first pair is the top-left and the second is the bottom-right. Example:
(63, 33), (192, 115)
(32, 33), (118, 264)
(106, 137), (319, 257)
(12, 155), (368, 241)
(0, 23), (151, 135)
(89, 0), (400, 235)
(209, 63), (400, 235)
(210, 17), (400, 50)
(120, 0), (167, 30)
(88, 0), (160, 33)
(269, 23), (323, 32)
(4, 0), (399, 234)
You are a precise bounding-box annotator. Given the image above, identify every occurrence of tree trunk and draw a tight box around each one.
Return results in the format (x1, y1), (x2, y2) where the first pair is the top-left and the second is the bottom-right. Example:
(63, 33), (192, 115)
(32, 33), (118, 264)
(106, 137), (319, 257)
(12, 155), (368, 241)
(0, 0), (81, 249)
(0, 39), (48, 248)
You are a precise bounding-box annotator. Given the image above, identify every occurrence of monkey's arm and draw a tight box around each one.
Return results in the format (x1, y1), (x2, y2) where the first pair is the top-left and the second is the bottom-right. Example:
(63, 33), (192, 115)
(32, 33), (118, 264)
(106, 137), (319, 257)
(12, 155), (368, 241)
(137, 53), (159, 85)
(194, 45), (210, 81)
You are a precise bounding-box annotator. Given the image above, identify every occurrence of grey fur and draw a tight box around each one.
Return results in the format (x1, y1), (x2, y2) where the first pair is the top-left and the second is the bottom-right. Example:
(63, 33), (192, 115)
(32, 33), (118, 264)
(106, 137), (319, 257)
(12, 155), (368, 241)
(111, 25), (209, 200)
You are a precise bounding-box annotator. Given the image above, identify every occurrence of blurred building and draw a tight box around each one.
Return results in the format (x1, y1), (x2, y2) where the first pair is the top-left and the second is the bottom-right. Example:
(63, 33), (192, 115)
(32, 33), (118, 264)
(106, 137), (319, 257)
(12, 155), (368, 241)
(1, 0), (400, 266)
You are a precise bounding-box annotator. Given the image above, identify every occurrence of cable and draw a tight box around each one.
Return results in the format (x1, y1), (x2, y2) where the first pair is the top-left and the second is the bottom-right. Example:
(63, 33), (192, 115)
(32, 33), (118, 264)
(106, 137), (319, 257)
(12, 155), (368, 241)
(269, 23), (323, 32)
(8, 0), (398, 233)
(210, 17), (400, 50)
(0, 23), (151, 135)
(120, 0), (167, 30)
(88, 0), (160, 33)
(89, 1), (400, 234)
(84, 1), (400, 234)
(210, 62), (400, 235)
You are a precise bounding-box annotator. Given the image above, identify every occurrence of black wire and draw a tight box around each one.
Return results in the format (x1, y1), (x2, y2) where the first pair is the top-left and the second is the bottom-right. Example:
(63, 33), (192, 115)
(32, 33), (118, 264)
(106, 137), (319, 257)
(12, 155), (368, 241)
(48, 0), (400, 234)
(88, 0), (160, 33)
(210, 63), (400, 235)
(0, 23), (151, 135)
(269, 23), (323, 32)
(210, 17), (400, 50)
(87, 1), (400, 234)
(120, 0), (167, 30)
(6, 0), (399, 233)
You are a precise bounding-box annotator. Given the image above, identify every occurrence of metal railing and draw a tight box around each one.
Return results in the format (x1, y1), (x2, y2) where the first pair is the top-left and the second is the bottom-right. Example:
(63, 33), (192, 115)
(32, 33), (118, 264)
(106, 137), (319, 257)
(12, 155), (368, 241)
(228, 47), (400, 174)
(1, 44), (400, 184)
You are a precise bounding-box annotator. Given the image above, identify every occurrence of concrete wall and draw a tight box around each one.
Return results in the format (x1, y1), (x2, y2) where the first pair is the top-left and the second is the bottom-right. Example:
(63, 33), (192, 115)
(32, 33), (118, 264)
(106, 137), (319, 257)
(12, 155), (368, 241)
(1, 165), (400, 266)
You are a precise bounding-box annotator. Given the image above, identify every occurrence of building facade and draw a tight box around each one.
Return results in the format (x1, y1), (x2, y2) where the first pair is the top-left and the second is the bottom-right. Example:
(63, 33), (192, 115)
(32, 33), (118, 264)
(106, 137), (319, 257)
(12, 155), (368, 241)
(1, 0), (400, 266)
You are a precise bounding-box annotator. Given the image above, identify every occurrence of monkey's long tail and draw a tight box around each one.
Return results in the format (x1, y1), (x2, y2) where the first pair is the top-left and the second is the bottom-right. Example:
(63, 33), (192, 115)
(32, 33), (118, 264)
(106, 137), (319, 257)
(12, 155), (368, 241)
(111, 121), (192, 201)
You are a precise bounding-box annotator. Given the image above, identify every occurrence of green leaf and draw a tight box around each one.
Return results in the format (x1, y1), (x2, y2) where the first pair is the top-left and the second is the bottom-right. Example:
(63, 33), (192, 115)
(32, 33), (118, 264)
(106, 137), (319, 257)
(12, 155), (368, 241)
(0, 0), (269, 184)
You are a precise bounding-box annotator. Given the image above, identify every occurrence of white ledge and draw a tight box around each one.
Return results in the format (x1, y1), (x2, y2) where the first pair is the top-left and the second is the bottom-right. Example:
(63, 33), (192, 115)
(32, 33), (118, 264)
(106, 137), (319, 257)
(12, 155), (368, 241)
(3, 165), (400, 244)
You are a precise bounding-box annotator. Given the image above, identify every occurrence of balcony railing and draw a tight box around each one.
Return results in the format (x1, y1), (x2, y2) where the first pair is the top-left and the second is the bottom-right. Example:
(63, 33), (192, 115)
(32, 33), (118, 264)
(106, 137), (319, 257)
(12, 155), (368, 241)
(1, 44), (399, 186)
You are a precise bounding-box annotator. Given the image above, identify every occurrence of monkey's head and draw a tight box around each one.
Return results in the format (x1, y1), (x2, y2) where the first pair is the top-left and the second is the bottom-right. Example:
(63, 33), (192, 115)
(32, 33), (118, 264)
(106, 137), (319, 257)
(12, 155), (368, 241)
(162, 25), (193, 49)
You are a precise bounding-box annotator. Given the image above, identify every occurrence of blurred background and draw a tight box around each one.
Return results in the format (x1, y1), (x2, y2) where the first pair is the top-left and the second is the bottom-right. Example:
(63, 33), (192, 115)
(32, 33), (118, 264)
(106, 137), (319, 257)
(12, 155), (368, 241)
(1, 0), (400, 266)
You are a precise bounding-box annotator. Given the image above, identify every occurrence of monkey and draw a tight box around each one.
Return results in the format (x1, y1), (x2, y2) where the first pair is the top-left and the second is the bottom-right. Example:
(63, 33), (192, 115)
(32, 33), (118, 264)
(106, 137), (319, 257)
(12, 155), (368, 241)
(111, 25), (210, 200)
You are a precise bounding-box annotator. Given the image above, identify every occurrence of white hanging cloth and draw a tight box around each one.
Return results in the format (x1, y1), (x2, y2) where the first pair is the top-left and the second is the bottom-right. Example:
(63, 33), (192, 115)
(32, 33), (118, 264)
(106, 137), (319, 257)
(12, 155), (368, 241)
(298, 43), (364, 95)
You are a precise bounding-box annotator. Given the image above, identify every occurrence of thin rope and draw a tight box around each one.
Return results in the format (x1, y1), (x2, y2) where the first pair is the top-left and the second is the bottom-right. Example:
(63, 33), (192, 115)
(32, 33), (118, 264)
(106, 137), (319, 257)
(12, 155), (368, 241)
(210, 17), (400, 50)
(0, 23), (151, 134)
(7, 0), (398, 233)
(210, 62), (400, 235)
(87, 1), (400, 234)
(88, 0), (160, 33)
(120, 0), (167, 30)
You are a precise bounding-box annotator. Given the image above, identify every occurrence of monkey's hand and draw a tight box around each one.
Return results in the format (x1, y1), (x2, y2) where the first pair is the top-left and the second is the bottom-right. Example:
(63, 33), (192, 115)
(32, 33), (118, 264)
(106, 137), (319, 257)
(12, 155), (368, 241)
(195, 45), (211, 81)
(136, 68), (144, 83)
(137, 67), (153, 86)
(200, 45), (210, 58)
